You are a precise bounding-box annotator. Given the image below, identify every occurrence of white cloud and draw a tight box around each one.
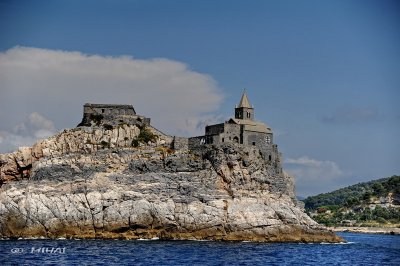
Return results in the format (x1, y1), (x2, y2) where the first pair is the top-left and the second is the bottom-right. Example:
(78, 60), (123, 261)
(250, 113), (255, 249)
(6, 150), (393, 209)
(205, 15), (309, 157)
(0, 46), (224, 143)
(0, 131), (36, 153)
(285, 156), (344, 196)
(184, 114), (228, 136)
(286, 156), (343, 181)
(13, 112), (55, 135)
(0, 112), (56, 153)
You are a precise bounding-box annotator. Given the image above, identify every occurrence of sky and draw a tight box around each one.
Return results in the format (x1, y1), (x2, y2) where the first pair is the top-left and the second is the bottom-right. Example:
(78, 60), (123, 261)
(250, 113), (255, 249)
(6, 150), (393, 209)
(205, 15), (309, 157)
(0, 0), (399, 196)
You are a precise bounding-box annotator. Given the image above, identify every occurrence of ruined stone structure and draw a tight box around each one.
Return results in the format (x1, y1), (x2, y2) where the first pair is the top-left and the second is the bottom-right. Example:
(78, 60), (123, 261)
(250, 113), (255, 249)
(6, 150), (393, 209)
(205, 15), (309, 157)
(188, 91), (281, 171)
(76, 97), (280, 173)
(78, 103), (150, 127)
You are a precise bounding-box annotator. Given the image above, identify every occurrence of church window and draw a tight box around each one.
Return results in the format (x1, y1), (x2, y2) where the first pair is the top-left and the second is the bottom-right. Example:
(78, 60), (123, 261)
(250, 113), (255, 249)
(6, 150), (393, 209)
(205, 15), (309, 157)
(222, 138), (224, 142)
(101, 109), (105, 114)
(269, 155), (272, 161)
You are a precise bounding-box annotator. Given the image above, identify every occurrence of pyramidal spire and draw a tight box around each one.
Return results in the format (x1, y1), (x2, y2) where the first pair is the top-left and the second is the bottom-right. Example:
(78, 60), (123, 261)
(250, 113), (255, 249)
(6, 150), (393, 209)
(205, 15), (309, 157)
(238, 89), (252, 108)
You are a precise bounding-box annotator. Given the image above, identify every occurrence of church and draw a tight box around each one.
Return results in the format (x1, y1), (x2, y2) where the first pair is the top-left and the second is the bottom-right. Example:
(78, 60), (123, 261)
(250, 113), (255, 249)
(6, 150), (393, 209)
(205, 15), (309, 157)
(189, 91), (280, 163)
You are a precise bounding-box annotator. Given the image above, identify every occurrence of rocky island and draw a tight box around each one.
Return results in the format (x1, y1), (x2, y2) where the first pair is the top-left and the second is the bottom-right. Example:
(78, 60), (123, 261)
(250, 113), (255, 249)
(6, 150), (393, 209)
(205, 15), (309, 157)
(0, 93), (342, 242)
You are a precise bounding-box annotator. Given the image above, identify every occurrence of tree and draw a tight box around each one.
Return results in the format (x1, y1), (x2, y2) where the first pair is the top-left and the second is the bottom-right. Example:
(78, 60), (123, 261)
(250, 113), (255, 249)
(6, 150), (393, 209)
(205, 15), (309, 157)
(372, 183), (384, 196)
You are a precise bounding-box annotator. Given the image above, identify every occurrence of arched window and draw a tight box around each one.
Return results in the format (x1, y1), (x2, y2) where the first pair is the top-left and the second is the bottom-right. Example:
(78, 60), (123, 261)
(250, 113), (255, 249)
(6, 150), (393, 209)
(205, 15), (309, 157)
(233, 136), (239, 143)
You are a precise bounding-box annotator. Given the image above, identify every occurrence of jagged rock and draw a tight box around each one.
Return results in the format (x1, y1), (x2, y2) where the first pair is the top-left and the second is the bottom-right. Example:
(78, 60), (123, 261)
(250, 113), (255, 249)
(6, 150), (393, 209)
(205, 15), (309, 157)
(0, 124), (172, 183)
(0, 125), (341, 242)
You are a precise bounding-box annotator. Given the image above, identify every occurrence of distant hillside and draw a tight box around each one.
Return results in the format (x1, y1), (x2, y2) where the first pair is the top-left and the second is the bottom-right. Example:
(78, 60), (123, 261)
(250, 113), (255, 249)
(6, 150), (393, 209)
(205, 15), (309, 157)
(303, 175), (400, 227)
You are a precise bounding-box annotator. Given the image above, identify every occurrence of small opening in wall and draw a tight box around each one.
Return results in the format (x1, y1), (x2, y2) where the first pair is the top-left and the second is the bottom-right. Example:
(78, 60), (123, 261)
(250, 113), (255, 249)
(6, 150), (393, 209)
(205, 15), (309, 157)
(222, 138), (224, 142)
(252, 142), (255, 145)
(269, 155), (272, 161)
(102, 109), (105, 114)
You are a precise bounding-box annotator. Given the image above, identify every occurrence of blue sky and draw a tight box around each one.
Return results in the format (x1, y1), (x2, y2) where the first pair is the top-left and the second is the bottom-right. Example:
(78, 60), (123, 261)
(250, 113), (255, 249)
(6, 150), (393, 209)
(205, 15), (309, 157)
(0, 0), (399, 196)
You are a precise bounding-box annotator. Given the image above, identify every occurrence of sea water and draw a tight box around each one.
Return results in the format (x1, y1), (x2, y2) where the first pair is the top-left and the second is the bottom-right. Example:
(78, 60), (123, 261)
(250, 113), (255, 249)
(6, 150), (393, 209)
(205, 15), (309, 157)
(0, 233), (399, 265)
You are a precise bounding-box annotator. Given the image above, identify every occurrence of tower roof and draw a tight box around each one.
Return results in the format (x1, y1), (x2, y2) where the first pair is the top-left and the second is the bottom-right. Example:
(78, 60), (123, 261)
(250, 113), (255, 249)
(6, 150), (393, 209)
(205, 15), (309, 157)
(238, 90), (252, 108)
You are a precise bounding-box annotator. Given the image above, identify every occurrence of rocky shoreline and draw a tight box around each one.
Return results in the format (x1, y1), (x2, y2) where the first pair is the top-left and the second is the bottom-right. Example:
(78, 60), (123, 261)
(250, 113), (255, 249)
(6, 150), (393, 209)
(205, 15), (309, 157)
(331, 226), (400, 235)
(0, 124), (343, 243)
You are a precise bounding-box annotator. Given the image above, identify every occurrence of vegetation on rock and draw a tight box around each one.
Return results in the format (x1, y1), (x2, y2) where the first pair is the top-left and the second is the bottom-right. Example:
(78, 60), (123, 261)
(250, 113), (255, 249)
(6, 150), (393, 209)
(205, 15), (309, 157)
(103, 124), (113, 130)
(131, 126), (157, 147)
(90, 114), (104, 126)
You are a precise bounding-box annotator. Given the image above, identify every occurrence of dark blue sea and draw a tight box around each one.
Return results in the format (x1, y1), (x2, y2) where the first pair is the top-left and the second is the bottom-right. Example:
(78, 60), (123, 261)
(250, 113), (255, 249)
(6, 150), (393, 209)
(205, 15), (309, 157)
(1, 233), (399, 265)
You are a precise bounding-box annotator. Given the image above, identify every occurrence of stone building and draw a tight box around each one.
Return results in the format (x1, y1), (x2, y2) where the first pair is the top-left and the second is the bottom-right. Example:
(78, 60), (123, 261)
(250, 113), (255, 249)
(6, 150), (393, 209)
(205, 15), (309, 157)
(78, 103), (150, 127)
(189, 92), (281, 163)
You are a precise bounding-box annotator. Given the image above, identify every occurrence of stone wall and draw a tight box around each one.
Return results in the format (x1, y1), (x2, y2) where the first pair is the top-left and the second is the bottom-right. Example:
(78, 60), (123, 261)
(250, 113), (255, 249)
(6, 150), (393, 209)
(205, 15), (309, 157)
(188, 136), (205, 150)
(78, 103), (150, 127)
(172, 136), (189, 150)
(220, 123), (241, 144)
(83, 103), (136, 116)
(204, 123), (242, 145)
(205, 123), (224, 135)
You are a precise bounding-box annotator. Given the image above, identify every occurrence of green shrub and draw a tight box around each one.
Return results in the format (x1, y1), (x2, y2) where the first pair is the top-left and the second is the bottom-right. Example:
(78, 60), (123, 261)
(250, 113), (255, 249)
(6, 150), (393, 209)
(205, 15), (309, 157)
(90, 114), (104, 125)
(376, 217), (387, 224)
(131, 139), (139, 147)
(103, 124), (113, 130)
(131, 127), (157, 147)
(138, 127), (157, 143)
(100, 140), (110, 148)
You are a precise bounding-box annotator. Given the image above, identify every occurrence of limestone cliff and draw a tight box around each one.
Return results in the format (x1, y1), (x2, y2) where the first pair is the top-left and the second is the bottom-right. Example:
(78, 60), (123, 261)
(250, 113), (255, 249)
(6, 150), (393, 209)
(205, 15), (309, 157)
(0, 124), (342, 242)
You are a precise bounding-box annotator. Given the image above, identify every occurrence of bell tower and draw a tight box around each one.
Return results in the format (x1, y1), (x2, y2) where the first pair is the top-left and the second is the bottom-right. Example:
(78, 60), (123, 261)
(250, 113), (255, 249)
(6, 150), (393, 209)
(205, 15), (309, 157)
(235, 90), (254, 120)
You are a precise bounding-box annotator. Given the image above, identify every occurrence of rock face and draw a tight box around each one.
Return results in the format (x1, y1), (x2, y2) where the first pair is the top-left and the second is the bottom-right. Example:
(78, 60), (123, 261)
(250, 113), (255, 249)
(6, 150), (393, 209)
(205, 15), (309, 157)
(0, 124), (342, 242)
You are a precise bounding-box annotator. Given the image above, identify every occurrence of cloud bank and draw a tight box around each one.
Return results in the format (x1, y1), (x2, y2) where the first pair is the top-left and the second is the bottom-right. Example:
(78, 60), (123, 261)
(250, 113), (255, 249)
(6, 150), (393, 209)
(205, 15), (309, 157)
(0, 46), (224, 152)
(285, 156), (344, 196)
(0, 112), (56, 152)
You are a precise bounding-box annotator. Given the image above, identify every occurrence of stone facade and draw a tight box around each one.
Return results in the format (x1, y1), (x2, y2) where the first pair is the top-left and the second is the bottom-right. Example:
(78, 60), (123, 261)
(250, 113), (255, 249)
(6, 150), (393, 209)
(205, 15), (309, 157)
(188, 92), (282, 174)
(78, 103), (150, 127)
